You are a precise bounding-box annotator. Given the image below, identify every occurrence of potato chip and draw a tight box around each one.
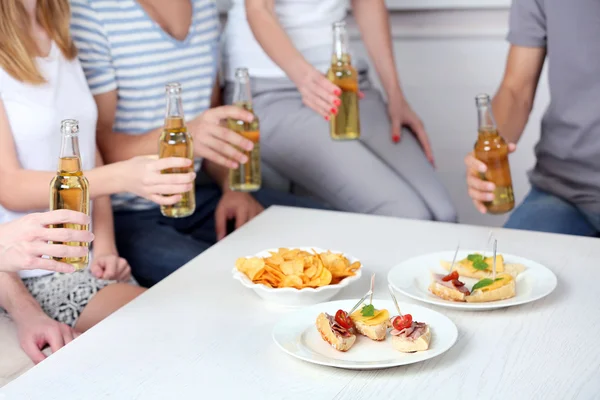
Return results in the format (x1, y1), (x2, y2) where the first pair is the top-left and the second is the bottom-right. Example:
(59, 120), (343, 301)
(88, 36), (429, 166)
(235, 257), (265, 281)
(236, 248), (361, 289)
(282, 275), (303, 288)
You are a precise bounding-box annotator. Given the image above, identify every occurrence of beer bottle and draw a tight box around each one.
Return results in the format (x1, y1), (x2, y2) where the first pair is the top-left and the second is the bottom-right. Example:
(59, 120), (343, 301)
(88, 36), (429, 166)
(49, 119), (90, 271)
(474, 94), (515, 214)
(227, 68), (261, 192)
(327, 21), (360, 140)
(159, 83), (196, 218)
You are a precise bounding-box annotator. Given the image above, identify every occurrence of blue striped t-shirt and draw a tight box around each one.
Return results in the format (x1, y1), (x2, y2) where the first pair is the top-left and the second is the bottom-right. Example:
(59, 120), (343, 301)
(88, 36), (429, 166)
(70, 0), (220, 211)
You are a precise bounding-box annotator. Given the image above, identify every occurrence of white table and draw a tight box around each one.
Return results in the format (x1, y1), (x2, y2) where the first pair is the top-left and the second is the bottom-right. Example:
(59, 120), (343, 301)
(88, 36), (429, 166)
(2, 206), (599, 399)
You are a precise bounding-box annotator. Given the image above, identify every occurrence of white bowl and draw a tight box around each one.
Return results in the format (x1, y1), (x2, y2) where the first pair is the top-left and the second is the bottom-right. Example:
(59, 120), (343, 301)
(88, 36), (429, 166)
(232, 247), (363, 307)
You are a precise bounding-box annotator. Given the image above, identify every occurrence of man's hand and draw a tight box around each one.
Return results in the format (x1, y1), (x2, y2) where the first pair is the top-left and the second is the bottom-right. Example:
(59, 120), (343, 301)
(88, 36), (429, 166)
(215, 191), (264, 240)
(90, 254), (131, 282)
(188, 106), (256, 169)
(465, 144), (517, 213)
(0, 211), (94, 274)
(15, 310), (79, 364)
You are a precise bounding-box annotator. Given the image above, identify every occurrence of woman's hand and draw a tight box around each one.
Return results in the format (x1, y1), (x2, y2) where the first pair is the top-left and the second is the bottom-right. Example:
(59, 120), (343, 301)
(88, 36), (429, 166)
(0, 211), (94, 274)
(465, 144), (517, 213)
(118, 156), (196, 206)
(387, 95), (435, 166)
(187, 106), (256, 169)
(292, 66), (342, 119)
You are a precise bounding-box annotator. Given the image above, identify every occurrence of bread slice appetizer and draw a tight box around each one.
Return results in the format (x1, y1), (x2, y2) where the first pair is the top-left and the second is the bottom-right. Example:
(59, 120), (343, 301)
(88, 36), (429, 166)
(389, 314), (430, 353)
(441, 253), (525, 280)
(316, 311), (356, 352)
(350, 304), (391, 341)
(466, 273), (516, 303)
(428, 271), (471, 302)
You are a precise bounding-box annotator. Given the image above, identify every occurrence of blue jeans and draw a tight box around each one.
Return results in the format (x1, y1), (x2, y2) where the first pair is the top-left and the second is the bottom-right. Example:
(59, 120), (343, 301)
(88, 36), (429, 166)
(504, 186), (600, 237)
(114, 184), (328, 287)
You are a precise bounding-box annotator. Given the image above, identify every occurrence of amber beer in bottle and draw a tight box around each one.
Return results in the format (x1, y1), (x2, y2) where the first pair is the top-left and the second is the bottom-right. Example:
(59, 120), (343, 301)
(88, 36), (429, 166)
(327, 21), (360, 140)
(227, 68), (261, 192)
(474, 94), (515, 214)
(159, 83), (196, 218)
(49, 119), (90, 271)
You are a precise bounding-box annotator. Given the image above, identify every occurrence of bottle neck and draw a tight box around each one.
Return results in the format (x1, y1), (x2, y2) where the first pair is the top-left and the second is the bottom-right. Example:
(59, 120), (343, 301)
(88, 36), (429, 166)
(233, 76), (253, 109)
(165, 92), (185, 128)
(58, 132), (82, 173)
(477, 104), (498, 135)
(332, 27), (351, 65)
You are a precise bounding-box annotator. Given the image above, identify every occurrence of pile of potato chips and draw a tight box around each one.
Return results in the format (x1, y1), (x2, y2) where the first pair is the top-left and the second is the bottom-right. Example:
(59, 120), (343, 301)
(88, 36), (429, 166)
(235, 248), (361, 289)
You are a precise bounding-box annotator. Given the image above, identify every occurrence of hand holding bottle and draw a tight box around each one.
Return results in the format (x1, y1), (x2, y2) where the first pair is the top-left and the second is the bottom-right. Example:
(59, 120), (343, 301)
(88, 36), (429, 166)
(187, 106), (256, 169)
(291, 63), (342, 120)
(465, 143), (517, 214)
(0, 211), (94, 273)
(119, 155), (196, 206)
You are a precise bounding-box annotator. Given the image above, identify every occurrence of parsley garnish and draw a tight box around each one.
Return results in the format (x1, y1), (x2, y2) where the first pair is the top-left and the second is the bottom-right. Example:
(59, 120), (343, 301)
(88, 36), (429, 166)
(361, 304), (375, 317)
(467, 254), (489, 270)
(467, 254), (483, 262)
(472, 277), (503, 291)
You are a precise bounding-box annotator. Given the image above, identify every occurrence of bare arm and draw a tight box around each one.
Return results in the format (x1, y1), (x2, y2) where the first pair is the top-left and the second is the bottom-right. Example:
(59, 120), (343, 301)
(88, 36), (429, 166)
(94, 90), (162, 163)
(351, 0), (402, 100)
(0, 272), (43, 324)
(90, 150), (118, 256)
(245, 0), (314, 83)
(491, 45), (546, 144)
(0, 100), (124, 211)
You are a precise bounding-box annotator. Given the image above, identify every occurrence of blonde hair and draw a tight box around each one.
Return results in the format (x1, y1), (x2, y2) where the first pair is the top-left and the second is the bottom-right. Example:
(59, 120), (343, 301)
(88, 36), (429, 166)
(0, 0), (77, 84)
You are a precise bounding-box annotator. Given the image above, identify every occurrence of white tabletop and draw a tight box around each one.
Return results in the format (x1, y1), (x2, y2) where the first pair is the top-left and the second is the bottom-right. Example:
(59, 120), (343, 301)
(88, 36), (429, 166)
(2, 206), (599, 399)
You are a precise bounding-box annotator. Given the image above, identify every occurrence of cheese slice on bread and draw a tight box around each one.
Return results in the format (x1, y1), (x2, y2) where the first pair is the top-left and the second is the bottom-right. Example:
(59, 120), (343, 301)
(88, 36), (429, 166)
(316, 313), (356, 351)
(441, 254), (525, 279)
(466, 273), (516, 303)
(350, 307), (391, 341)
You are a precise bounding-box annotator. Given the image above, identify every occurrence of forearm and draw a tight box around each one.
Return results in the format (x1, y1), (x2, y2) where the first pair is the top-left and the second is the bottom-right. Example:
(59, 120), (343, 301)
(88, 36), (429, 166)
(0, 272), (43, 322)
(245, 3), (313, 82)
(0, 165), (124, 212)
(352, 0), (402, 99)
(491, 85), (533, 144)
(97, 128), (162, 164)
(203, 159), (229, 191)
(91, 196), (117, 255)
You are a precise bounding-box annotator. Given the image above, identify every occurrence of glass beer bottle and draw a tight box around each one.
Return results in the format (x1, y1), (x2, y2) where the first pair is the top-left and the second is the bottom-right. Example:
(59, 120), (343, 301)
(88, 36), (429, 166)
(327, 21), (360, 140)
(227, 68), (261, 192)
(49, 119), (90, 271)
(159, 83), (196, 218)
(474, 94), (515, 214)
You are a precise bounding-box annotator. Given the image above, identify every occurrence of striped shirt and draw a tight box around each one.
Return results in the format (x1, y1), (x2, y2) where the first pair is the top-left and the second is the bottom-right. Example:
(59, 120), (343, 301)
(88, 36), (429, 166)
(70, 0), (220, 211)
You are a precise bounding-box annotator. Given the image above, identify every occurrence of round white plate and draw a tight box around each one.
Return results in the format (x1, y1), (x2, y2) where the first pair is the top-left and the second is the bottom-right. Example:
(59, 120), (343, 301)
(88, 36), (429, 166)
(388, 250), (558, 311)
(272, 299), (457, 370)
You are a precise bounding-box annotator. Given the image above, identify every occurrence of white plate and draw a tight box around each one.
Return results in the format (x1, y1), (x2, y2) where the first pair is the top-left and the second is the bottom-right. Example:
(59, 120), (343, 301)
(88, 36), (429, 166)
(272, 299), (457, 370)
(233, 247), (362, 307)
(388, 250), (558, 311)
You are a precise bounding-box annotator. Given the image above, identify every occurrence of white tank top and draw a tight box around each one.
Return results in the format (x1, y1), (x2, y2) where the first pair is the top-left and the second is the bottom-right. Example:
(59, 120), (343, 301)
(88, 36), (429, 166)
(222, 0), (349, 81)
(0, 42), (97, 278)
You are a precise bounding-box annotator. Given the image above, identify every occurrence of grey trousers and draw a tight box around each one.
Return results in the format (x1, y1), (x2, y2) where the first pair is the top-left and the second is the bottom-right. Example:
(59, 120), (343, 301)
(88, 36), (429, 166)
(224, 70), (457, 222)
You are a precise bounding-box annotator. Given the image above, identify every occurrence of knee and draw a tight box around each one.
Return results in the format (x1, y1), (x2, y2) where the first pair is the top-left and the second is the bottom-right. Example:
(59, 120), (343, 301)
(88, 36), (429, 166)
(432, 202), (458, 223)
(369, 200), (434, 221)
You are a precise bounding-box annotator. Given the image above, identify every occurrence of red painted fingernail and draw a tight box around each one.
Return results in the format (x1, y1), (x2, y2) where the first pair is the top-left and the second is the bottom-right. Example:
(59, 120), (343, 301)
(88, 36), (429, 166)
(331, 107), (338, 115)
(325, 115), (330, 121)
(392, 135), (400, 143)
(334, 89), (341, 96)
(334, 99), (341, 106)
